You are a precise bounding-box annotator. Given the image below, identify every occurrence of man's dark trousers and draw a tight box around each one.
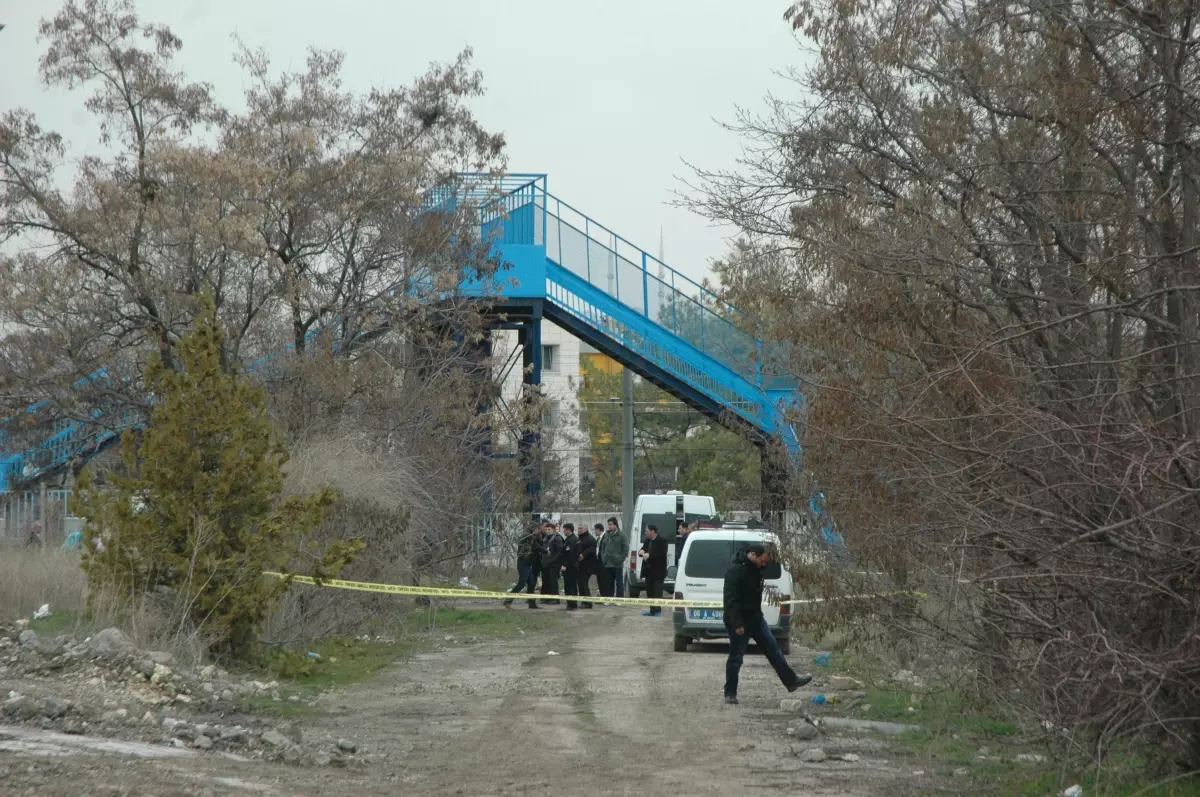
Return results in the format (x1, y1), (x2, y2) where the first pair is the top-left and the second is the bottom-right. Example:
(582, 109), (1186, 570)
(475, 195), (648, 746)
(503, 563), (538, 608)
(724, 616), (799, 698)
(540, 566), (561, 604)
(599, 566), (625, 598)
(577, 564), (596, 608)
(645, 578), (664, 616)
(562, 566), (580, 610)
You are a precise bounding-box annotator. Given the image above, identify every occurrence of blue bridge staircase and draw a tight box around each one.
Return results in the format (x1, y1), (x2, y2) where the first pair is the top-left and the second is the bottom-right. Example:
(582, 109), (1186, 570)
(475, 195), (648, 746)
(452, 175), (803, 455)
(1, 174), (809, 515)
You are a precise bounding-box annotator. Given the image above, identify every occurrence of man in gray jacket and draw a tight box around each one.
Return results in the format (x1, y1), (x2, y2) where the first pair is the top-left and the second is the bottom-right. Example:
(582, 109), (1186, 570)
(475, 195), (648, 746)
(596, 517), (628, 599)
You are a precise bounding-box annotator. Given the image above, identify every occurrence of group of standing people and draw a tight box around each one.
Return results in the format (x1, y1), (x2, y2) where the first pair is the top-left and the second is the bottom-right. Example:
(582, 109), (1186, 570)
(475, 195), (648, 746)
(503, 518), (814, 703)
(503, 517), (630, 610)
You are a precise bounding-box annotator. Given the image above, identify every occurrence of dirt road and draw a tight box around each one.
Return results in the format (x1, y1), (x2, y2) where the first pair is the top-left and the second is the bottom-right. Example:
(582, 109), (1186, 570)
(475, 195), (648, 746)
(1, 608), (917, 796)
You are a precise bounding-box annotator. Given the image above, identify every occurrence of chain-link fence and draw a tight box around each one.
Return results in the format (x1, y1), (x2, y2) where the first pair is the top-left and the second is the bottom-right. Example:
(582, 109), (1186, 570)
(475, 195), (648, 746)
(1, 489), (81, 548)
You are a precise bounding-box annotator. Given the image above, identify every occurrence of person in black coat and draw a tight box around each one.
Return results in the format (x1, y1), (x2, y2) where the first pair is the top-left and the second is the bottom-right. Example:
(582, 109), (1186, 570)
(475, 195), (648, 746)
(503, 524), (541, 609)
(561, 522), (580, 610)
(675, 520), (691, 567)
(540, 522), (564, 605)
(575, 524), (598, 609)
(722, 543), (811, 704)
(638, 524), (669, 616)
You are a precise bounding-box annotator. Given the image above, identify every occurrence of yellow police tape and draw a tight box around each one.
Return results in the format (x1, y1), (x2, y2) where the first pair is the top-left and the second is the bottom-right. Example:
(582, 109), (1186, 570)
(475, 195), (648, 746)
(263, 572), (924, 610)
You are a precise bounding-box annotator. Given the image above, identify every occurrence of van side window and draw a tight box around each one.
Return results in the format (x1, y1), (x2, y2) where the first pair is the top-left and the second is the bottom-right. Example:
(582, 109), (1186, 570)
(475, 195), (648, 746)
(641, 512), (677, 542)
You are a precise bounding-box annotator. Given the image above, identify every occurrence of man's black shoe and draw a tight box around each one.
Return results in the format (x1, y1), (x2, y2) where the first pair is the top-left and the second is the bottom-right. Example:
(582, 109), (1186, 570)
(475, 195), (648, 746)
(527, 604), (540, 609)
(724, 695), (739, 705)
(786, 675), (813, 692)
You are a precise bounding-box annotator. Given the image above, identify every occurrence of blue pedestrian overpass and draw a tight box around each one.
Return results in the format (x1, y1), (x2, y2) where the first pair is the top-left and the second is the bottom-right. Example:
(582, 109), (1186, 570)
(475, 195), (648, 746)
(0, 174), (811, 524)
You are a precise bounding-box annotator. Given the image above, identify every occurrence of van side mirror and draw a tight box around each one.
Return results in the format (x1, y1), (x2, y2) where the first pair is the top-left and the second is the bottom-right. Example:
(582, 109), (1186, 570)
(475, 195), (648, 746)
(667, 565), (678, 580)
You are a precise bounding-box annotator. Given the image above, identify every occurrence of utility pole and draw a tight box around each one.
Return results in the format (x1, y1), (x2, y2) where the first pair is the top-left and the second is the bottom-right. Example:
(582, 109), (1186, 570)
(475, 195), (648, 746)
(608, 396), (618, 497)
(620, 366), (635, 534)
(620, 230), (665, 530)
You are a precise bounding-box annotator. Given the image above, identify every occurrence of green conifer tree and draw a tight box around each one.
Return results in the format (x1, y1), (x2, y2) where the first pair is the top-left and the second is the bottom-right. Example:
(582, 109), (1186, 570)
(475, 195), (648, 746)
(77, 295), (361, 659)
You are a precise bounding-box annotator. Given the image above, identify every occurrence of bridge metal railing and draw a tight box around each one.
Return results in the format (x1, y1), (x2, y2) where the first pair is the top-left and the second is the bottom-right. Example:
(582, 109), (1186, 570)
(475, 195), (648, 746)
(482, 186), (797, 394)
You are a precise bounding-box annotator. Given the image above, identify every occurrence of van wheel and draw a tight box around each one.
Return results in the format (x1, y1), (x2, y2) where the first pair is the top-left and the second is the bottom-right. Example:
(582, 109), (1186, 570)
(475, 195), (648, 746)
(673, 635), (690, 652)
(777, 635), (791, 655)
(628, 587), (642, 599)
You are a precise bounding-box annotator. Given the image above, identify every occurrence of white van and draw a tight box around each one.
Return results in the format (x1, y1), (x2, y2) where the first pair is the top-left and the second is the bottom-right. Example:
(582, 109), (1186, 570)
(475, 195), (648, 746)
(671, 527), (794, 653)
(625, 491), (717, 597)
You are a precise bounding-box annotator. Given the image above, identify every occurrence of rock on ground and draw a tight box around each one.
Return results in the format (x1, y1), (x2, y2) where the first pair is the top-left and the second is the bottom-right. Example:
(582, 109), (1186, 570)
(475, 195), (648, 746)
(85, 628), (135, 660)
(787, 723), (820, 741)
(260, 729), (291, 748)
(33, 636), (65, 657)
(2, 695), (39, 721)
(820, 717), (925, 735)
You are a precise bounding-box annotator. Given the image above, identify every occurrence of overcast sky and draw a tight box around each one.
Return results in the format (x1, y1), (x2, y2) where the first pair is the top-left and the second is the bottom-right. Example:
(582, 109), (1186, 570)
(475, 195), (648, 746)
(0, 0), (803, 285)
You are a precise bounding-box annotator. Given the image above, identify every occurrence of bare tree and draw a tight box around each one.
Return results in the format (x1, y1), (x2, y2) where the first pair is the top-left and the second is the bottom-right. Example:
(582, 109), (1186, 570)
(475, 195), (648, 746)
(0, 1), (520, 606)
(226, 43), (504, 360)
(0, 0), (504, 419)
(689, 0), (1200, 769)
(0, 0), (220, 408)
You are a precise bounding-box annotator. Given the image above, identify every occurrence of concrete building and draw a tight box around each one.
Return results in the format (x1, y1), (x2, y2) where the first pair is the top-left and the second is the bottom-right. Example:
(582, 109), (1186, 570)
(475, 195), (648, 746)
(494, 321), (593, 505)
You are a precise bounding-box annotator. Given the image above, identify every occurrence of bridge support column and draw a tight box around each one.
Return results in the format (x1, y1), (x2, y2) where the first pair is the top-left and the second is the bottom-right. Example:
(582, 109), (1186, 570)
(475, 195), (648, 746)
(518, 302), (544, 521)
(759, 437), (790, 534)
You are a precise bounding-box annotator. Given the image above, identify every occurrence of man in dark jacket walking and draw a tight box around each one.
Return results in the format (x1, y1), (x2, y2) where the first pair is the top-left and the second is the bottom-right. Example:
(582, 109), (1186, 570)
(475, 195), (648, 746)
(722, 543), (811, 704)
(503, 524), (541, 609)
(576, 523), (598, 608)
(638, 525), (669, 616)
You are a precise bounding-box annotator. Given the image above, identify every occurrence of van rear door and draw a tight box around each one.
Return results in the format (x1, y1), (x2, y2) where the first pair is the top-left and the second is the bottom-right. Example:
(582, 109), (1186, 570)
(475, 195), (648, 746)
(682, 535), (786, 627)
(678, 537), (742, 628)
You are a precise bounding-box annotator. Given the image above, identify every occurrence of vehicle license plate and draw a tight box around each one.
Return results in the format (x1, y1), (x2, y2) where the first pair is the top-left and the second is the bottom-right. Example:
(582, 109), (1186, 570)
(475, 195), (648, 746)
(689, 609), (723, 621)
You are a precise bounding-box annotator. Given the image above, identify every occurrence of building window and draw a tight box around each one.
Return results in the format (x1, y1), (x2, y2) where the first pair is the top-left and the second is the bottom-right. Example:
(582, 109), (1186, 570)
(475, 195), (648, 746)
(542, 399), (560, 428)
(542, 344), (559, 373)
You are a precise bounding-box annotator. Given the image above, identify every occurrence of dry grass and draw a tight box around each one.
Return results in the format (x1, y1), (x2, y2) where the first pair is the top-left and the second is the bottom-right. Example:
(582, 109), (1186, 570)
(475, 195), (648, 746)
(0, 545), (88, 621)
(0, 544), (211, 665)
(284, 433), (434, 516)
(264, 434), (435, 644)
(84, 585), (213, 667)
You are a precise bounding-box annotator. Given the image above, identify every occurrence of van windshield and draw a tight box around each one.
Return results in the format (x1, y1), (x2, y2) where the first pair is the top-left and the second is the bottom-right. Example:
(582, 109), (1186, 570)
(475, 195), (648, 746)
(684, 540), (782, 580)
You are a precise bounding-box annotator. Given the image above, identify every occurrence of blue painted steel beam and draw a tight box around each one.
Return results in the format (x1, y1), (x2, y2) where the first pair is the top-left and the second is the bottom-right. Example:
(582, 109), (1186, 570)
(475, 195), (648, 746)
(541, 302), (767, 445)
